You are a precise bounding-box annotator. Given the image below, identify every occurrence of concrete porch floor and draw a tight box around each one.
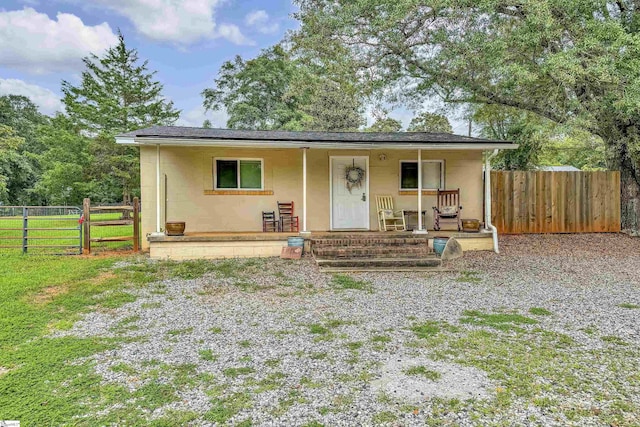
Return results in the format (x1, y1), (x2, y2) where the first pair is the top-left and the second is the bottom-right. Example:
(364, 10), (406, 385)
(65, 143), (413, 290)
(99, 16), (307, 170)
(147, 230), (493, 260)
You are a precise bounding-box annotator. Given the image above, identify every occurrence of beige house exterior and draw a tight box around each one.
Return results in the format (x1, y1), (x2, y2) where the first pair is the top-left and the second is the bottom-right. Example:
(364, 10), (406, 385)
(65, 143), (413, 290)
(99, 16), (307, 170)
(117, 127), (517, 258)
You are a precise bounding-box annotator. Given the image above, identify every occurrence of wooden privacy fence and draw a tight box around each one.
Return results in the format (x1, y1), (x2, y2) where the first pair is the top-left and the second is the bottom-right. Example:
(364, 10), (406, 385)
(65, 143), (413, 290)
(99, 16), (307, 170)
(82, 197), (140, 253)
(491, 171), (621, 234)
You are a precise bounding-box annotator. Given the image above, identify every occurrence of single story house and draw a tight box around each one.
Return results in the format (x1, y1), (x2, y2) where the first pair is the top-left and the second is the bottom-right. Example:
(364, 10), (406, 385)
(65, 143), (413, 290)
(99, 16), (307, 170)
(116, 127), (517, 259)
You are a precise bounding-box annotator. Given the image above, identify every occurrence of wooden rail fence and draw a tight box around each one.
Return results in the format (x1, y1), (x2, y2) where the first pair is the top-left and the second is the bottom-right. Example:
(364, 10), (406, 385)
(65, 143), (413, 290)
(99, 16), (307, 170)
(491, 171), (621, 234)
(82, 197), (140, 253)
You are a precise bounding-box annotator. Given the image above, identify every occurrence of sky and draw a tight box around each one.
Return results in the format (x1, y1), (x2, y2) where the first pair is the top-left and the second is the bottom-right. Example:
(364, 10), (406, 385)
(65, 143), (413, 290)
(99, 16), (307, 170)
(0, 0), (469, 133)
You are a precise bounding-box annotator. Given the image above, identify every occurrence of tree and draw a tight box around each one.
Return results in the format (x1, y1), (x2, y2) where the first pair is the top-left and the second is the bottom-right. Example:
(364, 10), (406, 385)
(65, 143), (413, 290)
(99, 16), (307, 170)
(365, 109), (402, 132)
(202, 45), (305, 130)
(407, 112), (452, 133)
(0, 96), (48, 204)
(0, 125), (25, 203)
(293, 0), (640, 234)
(62, 31), (180, 202)
(33, 115), (92, 205)
(299, 79), (364, 131)
(473, 105), (551, 170)
(202, 44), (365, 131)
(202, 119), (212, 129)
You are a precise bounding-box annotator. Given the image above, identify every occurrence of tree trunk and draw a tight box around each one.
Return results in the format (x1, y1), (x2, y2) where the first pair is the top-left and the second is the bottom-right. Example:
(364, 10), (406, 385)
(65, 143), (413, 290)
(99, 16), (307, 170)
(613, 144), (640, 236)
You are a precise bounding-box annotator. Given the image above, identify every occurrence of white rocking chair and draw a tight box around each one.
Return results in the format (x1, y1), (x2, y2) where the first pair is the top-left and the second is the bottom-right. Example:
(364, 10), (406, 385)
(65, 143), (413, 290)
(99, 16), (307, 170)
(376, 195), (406, 231)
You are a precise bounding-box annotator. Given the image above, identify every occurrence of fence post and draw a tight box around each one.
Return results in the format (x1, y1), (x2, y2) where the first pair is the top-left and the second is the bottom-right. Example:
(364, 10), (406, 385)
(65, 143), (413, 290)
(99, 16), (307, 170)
(133, 197), (140, 252)
(83, 198), (91, 254)
(22, 207), (28, 254)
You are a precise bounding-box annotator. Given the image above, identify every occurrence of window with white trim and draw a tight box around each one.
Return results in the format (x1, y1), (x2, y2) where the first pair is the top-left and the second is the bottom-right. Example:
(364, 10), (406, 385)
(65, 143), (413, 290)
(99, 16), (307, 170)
(399, 160), (445, 190)
(214, 158), (264, 190)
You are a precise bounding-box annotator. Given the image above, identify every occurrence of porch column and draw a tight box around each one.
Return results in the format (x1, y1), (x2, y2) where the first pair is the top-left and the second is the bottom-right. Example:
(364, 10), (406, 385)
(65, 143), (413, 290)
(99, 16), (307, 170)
(156, 144), (161, 233)
(414, 148), (427, 234)
(301, 147), (309, 234)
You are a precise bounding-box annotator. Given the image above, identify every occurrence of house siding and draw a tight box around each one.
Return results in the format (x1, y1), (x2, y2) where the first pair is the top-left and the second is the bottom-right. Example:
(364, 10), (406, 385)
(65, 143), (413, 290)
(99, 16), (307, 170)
(140, 146), (484, 249)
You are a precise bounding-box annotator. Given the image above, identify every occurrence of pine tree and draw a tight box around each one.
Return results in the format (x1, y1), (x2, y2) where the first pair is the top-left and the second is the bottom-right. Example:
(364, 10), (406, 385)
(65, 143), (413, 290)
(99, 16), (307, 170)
(61, 31), (180, 202)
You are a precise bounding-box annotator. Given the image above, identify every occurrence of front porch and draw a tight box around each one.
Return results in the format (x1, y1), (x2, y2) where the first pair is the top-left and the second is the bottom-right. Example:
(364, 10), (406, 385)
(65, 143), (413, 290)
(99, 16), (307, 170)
(147, 230), (493, 260)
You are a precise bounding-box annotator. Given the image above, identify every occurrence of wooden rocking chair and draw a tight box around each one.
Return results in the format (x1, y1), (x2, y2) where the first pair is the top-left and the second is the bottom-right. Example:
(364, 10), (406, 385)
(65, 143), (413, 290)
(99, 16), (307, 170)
(277, 201), (299, 232)
(376, 195), (406, 231)
(432, 189), (463, 231)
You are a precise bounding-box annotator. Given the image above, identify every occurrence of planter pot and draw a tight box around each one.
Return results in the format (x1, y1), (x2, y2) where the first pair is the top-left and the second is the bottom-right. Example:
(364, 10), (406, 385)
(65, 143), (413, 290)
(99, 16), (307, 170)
(462, 218), (481, 233)
(433, 237), (449, 256)
(165, 221), (185, 236)
(287, 236), (305, 254)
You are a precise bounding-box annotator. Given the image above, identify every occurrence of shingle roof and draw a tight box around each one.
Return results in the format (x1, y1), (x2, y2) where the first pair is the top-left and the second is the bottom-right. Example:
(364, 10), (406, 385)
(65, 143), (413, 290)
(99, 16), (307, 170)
(118, 126), (508, 144)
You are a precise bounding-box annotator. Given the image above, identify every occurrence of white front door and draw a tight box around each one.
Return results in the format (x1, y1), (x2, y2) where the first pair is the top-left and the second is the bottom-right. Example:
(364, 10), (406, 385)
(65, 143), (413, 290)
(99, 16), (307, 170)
(331, 156), (369, 230)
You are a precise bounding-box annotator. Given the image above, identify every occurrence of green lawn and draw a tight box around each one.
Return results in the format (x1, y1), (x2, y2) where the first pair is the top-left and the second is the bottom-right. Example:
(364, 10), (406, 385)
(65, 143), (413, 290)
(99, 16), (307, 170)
(0, 254), (133, 425)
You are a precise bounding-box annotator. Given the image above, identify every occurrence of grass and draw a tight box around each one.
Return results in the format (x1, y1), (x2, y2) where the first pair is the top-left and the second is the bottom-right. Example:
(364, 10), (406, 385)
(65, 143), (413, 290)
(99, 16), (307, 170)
(403, 365), (442, 381)
(618, 303), (640, 309)
(223, 367), (255, 378)
(456, 270), (482, 283)
(331, 274), (373, 292)
(460, 310), (538, 332)
(199, 349), (218, 361)
(529, 307), (553, 316)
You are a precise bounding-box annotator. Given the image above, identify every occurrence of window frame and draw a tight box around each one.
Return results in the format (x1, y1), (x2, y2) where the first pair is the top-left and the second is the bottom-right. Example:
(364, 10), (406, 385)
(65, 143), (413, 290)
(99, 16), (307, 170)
(213, 157), (264, 190)
(398, 159), (445, 191)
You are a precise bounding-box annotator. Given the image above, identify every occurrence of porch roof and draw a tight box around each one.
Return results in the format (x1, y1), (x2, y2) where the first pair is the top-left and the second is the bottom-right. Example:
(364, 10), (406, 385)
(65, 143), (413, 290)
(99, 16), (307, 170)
(116, 126), (517, 150)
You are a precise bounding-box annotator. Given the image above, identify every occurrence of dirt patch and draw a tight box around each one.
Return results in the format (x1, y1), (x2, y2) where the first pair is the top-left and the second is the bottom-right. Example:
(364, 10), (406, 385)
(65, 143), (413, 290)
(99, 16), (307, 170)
(32, 285), (70, 305)
(0, 366), (10, 376)
(31, 271), (117, 305)
(371, 357), (495, 402)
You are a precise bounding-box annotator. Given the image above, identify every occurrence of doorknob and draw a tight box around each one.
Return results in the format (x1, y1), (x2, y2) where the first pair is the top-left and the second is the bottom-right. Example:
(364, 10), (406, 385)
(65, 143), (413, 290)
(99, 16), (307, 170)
(361, 193), (366, 202)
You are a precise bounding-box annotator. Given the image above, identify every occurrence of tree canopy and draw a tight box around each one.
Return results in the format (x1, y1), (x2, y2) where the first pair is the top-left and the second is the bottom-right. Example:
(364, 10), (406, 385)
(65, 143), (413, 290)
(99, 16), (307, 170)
(293, 0), (640, 233)
(202, 44), (364, 131)
(407, 112), (452, 133)
(62, 31), (179, 134)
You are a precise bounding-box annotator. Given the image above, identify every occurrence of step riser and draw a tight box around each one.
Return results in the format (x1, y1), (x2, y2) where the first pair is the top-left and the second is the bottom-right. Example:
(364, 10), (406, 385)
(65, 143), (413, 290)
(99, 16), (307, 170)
(316, 259), (441, 268)
(312, 239), (429, 247)
(313, 248), (433, 258)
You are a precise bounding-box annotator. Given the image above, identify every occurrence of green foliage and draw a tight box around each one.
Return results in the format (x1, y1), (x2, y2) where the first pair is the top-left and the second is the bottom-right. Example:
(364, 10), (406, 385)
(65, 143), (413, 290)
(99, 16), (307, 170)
(407, 112), (453, 133)
(62, 31), (179, 134)
(202, 44), (364, 131)
(474, 105), (552, 170)
(365, 109), (403, 132)
(0, 96), (47, 205)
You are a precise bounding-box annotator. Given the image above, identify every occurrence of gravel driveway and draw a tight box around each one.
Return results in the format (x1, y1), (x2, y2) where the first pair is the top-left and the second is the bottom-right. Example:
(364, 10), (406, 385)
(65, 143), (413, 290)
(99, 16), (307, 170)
(62, 234), (640, 426)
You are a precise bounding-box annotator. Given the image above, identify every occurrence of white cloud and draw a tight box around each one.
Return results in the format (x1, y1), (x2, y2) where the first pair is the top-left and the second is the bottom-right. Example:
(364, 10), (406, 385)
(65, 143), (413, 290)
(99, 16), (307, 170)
(93, 0), (253, 45)
(0, 8), (118, 74)
(217, 23), (255, 46)
(176, 105), (228, 128)
(0, 79), (63, 115)
(245, 10), (280, 34)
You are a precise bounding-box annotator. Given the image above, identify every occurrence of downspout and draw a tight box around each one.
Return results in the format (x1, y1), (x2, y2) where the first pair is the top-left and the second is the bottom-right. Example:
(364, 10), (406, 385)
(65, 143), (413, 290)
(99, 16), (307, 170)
(485, 149), (500, 253)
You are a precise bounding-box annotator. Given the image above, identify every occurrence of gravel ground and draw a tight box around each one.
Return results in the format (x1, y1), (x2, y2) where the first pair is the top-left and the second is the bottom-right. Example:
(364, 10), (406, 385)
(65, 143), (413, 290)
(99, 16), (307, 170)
(60, 234), (640, 426)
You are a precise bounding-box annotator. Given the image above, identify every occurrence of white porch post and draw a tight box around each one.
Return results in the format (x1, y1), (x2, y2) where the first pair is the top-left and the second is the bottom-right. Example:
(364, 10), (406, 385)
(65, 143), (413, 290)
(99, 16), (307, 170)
(155, 144), (161, 233)
(414, 148), (427, 234)
(301, 147), (309, 234)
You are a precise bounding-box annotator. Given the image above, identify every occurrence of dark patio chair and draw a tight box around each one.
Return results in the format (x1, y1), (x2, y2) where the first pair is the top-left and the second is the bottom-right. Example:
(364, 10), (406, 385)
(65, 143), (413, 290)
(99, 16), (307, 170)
(262, 211), (279, 232)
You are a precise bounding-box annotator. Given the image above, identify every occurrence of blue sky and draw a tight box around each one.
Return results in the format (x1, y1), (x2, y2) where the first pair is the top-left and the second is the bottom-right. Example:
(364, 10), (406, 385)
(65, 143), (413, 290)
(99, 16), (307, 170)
(0, 0), (468, 132)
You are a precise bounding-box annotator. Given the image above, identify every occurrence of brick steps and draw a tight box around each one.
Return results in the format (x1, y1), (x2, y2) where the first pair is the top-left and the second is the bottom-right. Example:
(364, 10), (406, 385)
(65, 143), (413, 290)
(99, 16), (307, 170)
(314, 246), (433, 258)
(311, 234), (440, 271)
